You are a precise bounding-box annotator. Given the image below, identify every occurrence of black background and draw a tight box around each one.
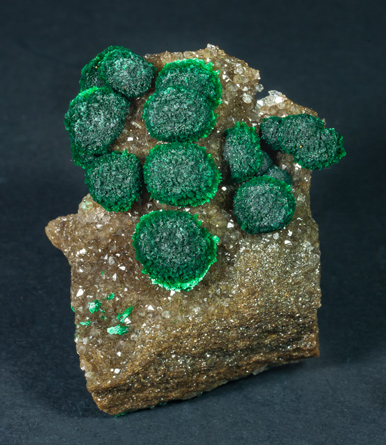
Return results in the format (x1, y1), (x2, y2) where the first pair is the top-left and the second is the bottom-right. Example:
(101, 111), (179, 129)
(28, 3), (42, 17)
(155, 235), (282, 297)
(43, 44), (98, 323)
(1, 0), (385, 443)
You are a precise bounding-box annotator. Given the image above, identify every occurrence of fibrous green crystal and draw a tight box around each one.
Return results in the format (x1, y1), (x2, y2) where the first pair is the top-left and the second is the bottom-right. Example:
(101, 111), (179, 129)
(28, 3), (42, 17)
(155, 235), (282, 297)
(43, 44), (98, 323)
(260, 114), (346, 170)
(223, 122), (264, 184)
(106, 293), (115, 300)
(233, 176), (296, 234)
(117, 306), (133, 323)
(107, 325), (129, 335)
(88, 299), (102, 313)
(80, 321), (91, 326)
(264, 165), (292, 185)
(64, 87), (130, 167)
(85, 151), (142, 212)
(143, 143), (221, 207)
(79, 46), (122, 91)
(132, 211), (218, 291)
(98, 47), (156, 99)
(143, 86), (217, 142)
(155, 59), (222, 108)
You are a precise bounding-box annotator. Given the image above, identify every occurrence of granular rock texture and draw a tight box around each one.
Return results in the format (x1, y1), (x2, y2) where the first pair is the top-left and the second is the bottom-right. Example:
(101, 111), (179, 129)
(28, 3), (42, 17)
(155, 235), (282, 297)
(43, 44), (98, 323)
(46, 45), (321, 415)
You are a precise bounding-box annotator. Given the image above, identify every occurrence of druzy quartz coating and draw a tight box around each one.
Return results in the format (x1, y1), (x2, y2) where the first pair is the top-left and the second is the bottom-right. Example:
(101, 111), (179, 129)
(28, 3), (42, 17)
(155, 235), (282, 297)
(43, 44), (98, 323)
(143, 86), (217, 142)
(144, 142), (221, 207)
(85, 151), (143, 212)
(233, 176), (296, 234)
(133, 211), (219, 291)
(156, 59), (222, 109)
(260, 114), (346, 170)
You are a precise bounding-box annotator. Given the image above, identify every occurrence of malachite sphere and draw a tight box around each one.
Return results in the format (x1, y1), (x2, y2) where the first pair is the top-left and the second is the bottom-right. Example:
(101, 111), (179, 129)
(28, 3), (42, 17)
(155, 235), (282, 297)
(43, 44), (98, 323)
(233, 176), (296, 234)
(132, 210), (219, 291)
(64, 87), (130, 166)
(155, 58), (222, 109)
(260, 114), (346, 170)
(143, 86), (217, 142)
(79, 46), (123, 92)
(85, 151), (143, 212)
(144, 143), (221, 207)
(98, 47), (156, 99)
(223, 122), (264, 184)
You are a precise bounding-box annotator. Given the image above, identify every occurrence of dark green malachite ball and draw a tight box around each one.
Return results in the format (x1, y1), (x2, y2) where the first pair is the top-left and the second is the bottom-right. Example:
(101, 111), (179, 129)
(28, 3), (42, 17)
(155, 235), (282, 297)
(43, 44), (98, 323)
(132, 210), (219, 291)
(264, 165), (292, 185)
(98, 47), (156, 99)
(64, 87), (130, 166)
(223, 122), (264, 184)
(155, 58), (222, 109)
(144, 143), (221, 207)
(85, 151), (143, 212)
(260, 114), (346, 170)
(143, 86), (217, 142)
(233, 176), (296, 234)
(79, 46), (123, 92)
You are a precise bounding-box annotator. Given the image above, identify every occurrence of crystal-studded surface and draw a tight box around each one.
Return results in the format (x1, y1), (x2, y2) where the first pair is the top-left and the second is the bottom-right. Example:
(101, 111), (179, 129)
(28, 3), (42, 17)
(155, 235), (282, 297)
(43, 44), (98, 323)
(46, 45), (321, 415)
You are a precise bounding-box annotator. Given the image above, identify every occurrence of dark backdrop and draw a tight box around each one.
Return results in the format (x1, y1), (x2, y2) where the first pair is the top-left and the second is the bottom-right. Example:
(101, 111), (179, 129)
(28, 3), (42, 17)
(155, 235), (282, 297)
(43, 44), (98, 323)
(1, 0), (385, 444)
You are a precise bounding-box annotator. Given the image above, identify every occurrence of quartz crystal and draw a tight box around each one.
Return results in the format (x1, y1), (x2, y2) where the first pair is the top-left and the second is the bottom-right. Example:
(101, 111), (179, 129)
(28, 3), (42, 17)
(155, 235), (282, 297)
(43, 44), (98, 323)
(46, 45), (321, 415)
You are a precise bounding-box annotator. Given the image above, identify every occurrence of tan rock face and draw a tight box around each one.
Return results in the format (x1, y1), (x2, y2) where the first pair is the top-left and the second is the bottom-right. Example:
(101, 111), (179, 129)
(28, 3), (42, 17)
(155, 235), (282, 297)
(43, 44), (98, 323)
(46, 45), (321, 415)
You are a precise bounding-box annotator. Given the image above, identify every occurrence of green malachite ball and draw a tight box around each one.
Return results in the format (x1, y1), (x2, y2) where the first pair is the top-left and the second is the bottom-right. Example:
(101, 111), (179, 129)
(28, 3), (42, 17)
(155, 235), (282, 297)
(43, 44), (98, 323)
(233, 176), (296, 234)
(264, 165), (292, 185)
(85, 151), (143, 212)
(143, 86), (217, 142)
(260, 114), (346, 170)
(98, 47), (156, 99)
(255, 150), (274, 176)
(223, 122), (264, 184)
(64, 87), (130, 167)
(132, 211), (219, 291)
(155, 58), (222, 109)
(144, 143), (221, 207)
(79, 46), (123, 92)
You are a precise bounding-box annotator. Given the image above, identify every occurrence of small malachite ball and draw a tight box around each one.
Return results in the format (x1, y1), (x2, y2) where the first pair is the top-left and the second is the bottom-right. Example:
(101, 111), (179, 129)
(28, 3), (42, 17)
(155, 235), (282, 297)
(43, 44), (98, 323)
(223, 122), (264, 184)
(264, 165), (292, 185)
(98, 47), (156, 99)
(260, 114), (346, 170)
(143, 86), (217, 142)
(85, 151), (142, 212)
(132, 210), (219, 291)
(233, 176), (296, 234)
(79, 46), (123, 91)
(64, 87), (130, 167)
(144, 143), (221, 207)
(155, 58), (222, 109)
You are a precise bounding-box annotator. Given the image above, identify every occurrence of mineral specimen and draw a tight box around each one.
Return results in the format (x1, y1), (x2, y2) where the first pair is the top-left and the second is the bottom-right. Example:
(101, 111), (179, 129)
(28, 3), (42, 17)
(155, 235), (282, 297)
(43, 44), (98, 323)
(46, 45), (343, 415)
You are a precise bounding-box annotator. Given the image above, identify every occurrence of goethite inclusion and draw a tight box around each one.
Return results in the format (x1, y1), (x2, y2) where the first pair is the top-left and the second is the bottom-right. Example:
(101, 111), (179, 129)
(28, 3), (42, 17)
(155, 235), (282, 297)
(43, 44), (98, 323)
(46, 44), (345, 415)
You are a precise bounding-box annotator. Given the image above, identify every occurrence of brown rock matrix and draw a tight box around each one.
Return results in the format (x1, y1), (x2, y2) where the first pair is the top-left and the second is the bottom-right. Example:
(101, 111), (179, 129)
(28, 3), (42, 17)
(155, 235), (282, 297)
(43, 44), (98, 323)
(46, 45), (321, 415)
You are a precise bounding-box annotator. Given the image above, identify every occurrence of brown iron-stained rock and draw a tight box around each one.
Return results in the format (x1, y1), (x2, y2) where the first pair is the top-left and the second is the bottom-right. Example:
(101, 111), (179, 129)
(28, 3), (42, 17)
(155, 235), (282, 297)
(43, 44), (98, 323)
(46, 45), (321, 415)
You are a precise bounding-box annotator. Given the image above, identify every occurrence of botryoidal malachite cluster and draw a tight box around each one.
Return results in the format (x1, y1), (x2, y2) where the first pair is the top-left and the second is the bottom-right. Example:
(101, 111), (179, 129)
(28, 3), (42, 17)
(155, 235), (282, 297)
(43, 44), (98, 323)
(64, 48), (345, 292)
(223, 122), (295, 234)
(132, 211), (219, 291)
(260, 114), (346, 170)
